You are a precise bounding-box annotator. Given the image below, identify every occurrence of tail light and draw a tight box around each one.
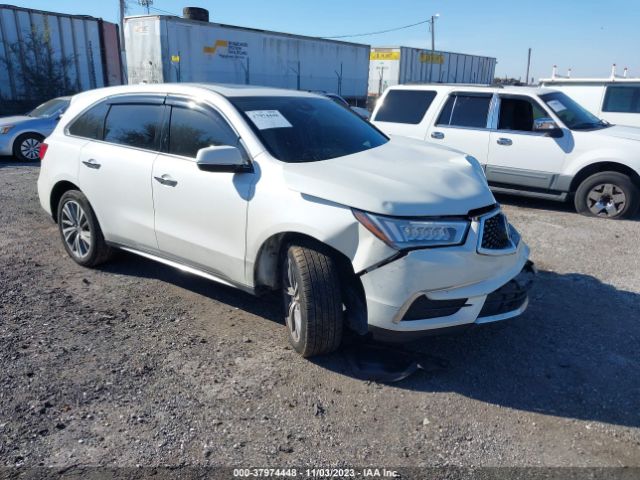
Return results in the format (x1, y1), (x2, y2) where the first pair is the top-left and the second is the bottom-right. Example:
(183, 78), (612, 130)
(39, 142), (49, 160)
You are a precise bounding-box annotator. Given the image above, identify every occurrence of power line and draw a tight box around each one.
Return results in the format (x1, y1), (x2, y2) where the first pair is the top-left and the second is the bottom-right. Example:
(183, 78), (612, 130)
(148, 5), (180, 16)
(323, 19), (430, 39)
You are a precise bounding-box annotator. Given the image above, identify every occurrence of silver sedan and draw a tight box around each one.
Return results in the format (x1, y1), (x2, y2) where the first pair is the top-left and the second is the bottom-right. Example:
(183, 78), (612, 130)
(0, 97), (70, 161)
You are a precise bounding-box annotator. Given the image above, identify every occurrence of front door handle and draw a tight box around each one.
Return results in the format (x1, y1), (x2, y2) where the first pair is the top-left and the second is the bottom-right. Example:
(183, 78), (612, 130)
(431, 131), (445, 140)
(82, 159), (101, 169)
(497, 138), (513, 146)
(154, 174), (178, 187)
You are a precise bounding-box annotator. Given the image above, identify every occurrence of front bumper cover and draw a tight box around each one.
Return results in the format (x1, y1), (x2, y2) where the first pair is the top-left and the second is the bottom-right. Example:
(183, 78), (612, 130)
(368, 261), (536, 342)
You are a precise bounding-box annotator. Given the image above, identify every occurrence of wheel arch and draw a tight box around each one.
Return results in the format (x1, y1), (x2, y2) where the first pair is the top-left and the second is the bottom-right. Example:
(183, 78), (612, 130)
(254, 231), (368, 335)
(49, 180), (81, 223)
(570, 162), (640, 193)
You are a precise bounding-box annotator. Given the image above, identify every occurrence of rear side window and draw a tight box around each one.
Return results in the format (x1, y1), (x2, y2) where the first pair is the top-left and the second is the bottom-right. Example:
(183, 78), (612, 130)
(437, 94), (492, 128)
(104, 104), (164, 150)
(68, 102), (109, 140)
(374, 90), (437, 124)
(168, 107), (239, 158)
(603, 86), (640, 113)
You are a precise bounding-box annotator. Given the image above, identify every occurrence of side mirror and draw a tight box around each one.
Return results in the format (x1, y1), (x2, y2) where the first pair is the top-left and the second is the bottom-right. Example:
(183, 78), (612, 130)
(196, 145), (253, 173)
(534, 117), (563, 138)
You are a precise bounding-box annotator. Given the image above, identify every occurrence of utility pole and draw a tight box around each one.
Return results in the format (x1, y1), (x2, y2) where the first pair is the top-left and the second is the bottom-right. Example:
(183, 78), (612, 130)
(138, 0), (154, 15)
(118, 0), (126, 46)
(525, 47), (532, 85)
(428, 14), (439, 82)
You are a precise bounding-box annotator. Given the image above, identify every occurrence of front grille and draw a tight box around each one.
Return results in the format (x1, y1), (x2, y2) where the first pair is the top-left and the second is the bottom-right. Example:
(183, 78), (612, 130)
(402, 296), (469, 321)
(480, 212), (512, 251)
(478, 279), (528, 318)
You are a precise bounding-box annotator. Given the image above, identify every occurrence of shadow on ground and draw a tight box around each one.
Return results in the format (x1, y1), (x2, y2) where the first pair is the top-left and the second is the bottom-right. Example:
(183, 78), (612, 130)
(0, 156), (40, 168)
(101, 251), (640, 428)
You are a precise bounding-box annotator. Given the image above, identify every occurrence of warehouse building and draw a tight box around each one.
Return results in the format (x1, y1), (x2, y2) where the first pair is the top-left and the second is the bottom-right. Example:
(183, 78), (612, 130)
(124, 9), (371, 103)
(368, 46), (497, 96)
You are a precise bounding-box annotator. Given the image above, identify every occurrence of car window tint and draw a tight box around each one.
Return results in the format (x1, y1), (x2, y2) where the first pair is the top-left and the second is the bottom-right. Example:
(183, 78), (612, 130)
(169, 107), (238, 158)
(603, 86), (640, 113)
(437, 94), (491, 128)
(498, 97), (535, 131)
(231, 96), (388, 163)
(374, 90), (437, 124)
(104, 104), (163, 150)
(68, 102), (110, 140)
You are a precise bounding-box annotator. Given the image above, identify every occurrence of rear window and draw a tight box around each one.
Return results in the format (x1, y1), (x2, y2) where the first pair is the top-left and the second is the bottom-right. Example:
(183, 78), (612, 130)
(374, 90), (437, 124)
(68, 102), (110, 140)
(437, 94), (492, 128)
(603, 86), (640, 113)
(104, 104), (164, 150)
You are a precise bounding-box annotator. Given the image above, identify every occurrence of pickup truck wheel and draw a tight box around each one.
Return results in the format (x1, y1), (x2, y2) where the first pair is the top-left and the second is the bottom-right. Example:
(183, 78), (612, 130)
(282, 244), (343, 357)
(57, 190), (113, 267)
(13, 133), (44, 161)
(574, 172), (639, 219)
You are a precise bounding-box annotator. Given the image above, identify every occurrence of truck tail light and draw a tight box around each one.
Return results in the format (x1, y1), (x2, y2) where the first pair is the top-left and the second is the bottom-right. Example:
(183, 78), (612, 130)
(39, 142), (49, 160)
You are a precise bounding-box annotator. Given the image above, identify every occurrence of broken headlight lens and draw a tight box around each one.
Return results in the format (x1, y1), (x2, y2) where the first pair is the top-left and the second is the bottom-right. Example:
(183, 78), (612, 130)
(353, 209), (469, 250)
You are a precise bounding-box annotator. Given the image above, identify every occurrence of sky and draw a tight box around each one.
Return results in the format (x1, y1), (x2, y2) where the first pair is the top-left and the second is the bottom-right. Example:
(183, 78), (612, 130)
(6, 0), (640, 81)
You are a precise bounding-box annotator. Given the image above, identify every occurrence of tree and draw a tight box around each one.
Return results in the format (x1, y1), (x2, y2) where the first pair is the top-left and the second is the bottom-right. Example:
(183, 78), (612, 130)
(1, 28), (77, 101)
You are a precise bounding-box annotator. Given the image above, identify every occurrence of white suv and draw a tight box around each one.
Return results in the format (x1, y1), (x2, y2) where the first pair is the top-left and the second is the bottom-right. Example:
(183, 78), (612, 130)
(37, 84), (533, 357)
(372, 85), (640, 219)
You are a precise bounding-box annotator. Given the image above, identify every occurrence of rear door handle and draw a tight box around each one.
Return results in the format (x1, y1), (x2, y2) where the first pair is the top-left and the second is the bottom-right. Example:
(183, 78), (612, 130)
(497, 138), (513, 146)
(431, 131), (445, 140)
(154, 174), (178, 187)
(82, 159), (101, 169)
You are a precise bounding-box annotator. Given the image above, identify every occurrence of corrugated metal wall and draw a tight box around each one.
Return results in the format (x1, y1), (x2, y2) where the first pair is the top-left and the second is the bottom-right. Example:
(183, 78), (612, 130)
(369, 47), (496, 95)
(125, 16), (370, 100)
(0, 4), (122, 103)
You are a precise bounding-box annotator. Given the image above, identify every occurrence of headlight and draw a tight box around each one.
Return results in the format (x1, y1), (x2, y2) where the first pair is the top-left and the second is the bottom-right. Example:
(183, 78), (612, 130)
(0, 125), (14, 134)
(353, 209), (469, 250)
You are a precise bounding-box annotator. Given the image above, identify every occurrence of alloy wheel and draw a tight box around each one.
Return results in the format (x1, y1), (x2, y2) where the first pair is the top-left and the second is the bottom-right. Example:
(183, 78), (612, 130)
(20, 137), (41, 160)
(587, 183), (627, 217)
(60, 200), (92, 259)
(284, 257), (302, 343)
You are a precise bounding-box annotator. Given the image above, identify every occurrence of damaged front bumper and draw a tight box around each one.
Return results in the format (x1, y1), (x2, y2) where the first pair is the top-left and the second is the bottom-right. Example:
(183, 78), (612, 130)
(358, 224), (535, 341)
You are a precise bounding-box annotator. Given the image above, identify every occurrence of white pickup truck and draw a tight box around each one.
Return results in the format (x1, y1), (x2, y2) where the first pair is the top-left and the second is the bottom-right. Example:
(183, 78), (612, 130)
(372, 84), (640, 219)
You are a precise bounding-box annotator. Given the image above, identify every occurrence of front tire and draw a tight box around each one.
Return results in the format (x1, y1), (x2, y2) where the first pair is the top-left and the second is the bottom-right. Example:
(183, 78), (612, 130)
(282, 244), (343, 357)
(57, 190), (113, 267)
(13, 133), (44, 162)
(574, 171), (639, 219)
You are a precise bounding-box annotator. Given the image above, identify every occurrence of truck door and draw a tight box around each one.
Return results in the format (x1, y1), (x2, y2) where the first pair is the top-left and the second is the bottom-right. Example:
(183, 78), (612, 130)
(425, 92), (493, 166)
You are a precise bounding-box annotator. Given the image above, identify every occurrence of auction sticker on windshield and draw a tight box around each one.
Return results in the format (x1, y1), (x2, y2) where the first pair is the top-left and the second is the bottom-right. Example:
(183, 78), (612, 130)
(547, 100), (567, 113)
(246, 110), (293, 130)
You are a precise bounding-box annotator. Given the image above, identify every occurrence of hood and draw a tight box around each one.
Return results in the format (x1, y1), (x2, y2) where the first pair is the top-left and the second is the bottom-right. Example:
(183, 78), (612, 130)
(0, 115), (31, 126)
(597, 125), (640, 142)
(282, 136), (495, 217)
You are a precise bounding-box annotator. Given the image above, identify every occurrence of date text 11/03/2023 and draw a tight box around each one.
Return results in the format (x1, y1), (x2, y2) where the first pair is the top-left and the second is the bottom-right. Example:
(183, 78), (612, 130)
(232, 468), (400, 477)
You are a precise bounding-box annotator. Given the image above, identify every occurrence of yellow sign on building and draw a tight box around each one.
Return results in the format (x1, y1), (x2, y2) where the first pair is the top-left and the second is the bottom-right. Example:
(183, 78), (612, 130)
(420, 53), (444, 64)
(370, 51), (400, 61)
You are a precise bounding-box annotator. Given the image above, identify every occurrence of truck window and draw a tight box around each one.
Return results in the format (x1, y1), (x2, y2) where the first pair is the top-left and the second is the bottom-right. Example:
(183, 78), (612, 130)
(374, 90), (437, 124)
(603, 86), (640, 113)
(497, 97), (547, 132)
(436, 94), (492, 129)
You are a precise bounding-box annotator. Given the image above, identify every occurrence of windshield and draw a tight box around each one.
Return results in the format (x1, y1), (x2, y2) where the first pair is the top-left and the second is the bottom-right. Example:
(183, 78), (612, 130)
(230, 96), (388, 163)
(29, 98), (69, 118)
(540, 92), (608, 130)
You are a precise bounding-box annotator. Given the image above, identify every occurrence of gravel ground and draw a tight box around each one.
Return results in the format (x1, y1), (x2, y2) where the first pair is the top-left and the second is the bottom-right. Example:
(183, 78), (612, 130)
(1, 160), (639, 471)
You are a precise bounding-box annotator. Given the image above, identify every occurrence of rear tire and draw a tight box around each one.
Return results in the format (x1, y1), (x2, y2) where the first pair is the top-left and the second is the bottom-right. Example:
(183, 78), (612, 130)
(57, 190), (113, 267)
(13, 133), (44, 162)
(574, 171), (639, 219)
(282, 244), (343, 357)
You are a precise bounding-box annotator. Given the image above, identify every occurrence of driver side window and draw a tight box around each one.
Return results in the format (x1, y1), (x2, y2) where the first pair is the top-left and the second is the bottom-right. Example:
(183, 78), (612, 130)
(168, 107), (238, 158)
(497, 97), (547, 132)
